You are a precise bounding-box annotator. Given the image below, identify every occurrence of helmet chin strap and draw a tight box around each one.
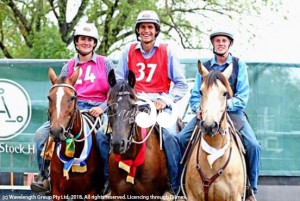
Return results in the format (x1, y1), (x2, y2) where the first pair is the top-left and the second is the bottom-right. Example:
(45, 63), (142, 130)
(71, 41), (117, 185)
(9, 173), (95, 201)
(137, 34), (157, 44)
(213, 48), (228, 57)
(75, 46), (94, 57)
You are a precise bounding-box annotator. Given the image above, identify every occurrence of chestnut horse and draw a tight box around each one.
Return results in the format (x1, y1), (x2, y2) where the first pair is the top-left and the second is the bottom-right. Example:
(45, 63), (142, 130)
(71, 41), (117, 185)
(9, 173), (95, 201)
(184, 61), (246, 201)
(106, 70), (168, 201)
(47, 67), (104, 201)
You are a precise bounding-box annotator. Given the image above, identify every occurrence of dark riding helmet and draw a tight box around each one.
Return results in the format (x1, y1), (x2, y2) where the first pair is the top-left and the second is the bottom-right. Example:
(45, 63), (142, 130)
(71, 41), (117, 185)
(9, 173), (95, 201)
(135, 10), (161, 41)
(210, 27), (234, 42)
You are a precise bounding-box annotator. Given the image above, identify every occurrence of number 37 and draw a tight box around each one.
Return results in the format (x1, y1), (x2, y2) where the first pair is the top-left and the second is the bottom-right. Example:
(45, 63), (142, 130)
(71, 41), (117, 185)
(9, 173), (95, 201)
(135, 63), (157, 82)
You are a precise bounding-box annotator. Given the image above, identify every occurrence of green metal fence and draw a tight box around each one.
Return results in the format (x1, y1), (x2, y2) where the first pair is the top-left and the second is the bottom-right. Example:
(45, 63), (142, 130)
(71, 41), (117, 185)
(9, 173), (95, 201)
(0, 59), (300, 176)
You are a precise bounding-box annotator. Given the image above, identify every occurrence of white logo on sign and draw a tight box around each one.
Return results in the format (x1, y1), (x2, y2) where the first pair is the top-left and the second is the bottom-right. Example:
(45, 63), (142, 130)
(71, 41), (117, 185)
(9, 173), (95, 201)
(0, 79), (31, 140)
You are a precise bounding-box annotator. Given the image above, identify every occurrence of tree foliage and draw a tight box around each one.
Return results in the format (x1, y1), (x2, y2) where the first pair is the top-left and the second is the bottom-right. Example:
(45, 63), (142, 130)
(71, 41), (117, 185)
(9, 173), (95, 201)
(0, 0), (280, 59)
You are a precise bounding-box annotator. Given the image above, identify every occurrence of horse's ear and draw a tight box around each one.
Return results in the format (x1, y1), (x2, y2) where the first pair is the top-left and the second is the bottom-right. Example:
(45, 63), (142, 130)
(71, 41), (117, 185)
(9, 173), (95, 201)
(128, 70), (136, 88)
(198, 60), (209, 77)
(69, 68), (80, 86)
(222, 63), (233, 80)
(108, 69), (117, 87)
(48, 67), (58, 85)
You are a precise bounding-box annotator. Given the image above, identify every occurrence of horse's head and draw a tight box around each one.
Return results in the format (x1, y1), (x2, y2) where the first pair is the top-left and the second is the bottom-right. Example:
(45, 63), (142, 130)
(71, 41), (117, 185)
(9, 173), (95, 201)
(107, 69), (138, 154)
(198, 60), (233, 136)
(47, 67), (79, 142)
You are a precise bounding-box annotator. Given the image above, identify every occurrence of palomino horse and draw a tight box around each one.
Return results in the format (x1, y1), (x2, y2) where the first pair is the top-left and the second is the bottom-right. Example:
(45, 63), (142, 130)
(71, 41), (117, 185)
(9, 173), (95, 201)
(47, 67), (104, 201)
(106, 69), (168, 200)
(184, 61), (246, 201)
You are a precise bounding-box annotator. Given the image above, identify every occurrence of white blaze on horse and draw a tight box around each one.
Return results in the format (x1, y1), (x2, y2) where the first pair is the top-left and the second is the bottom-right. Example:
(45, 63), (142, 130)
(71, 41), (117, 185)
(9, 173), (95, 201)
(185, 61), (246, 201)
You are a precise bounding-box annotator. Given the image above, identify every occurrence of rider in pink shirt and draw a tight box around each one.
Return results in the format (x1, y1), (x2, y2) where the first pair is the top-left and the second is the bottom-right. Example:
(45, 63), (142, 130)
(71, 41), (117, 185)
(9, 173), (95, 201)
(30, 22), (114, 194)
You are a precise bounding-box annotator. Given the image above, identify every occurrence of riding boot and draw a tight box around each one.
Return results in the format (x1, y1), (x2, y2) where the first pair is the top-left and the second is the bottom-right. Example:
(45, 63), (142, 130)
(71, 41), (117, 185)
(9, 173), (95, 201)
(246, 188), (257, 201)
(30, 160), (51, 195)
(162, 179), (180, 201)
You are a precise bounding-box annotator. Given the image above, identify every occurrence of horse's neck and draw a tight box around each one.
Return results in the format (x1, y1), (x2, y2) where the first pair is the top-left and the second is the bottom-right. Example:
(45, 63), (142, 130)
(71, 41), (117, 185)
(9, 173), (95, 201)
(71, 110), (84, 139)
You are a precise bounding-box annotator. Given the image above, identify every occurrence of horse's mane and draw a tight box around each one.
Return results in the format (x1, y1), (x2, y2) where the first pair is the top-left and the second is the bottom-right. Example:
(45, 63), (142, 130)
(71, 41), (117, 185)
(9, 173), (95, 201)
(108, 80), (137, 104)
(203, 70), (233, 97)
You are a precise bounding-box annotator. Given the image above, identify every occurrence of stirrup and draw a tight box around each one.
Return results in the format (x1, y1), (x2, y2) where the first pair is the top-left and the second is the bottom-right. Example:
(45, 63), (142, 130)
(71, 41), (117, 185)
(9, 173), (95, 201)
(30, 178), (51, 195)
(245, 189), (257, 201)
(161, 190), (175, 201)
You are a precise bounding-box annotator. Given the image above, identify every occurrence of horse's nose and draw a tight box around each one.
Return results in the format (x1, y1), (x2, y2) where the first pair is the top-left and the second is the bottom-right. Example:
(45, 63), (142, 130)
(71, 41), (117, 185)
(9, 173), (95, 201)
(200, 120), (219, 135)
(112, 139), (127, 154)
(50, 127), (64, 139)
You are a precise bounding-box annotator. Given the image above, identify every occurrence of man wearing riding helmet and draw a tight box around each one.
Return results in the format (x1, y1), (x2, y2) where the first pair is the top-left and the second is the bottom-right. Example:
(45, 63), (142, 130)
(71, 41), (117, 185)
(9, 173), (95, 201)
(30, 22), (115, 195)
(178, 27), (260, 201)
(114, 10), (188, 197)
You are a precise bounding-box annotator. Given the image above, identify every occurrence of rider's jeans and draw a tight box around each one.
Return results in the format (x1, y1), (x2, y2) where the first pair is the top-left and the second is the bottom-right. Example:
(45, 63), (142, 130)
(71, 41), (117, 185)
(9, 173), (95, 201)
(35, 121), (51, 172)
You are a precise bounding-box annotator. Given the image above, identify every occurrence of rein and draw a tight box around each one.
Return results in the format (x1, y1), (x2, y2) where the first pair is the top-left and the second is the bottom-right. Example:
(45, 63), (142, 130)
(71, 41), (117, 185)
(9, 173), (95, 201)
(132, 124), (155, 144)
(74, 114), (102, 142)
(109, 91), (155, 146)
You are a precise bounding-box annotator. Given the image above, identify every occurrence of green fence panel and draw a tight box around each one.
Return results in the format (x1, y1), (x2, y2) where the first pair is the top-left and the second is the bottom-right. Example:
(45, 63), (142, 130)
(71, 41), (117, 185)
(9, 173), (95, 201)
(0, 59), (300, 176)
(181, 59), (300, 176)
(0, 59), (67, 172)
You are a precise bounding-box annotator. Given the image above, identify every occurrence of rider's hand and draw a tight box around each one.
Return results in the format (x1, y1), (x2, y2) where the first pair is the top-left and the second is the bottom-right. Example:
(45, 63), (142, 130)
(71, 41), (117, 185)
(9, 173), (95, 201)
(89, 106), (103, 117)
(154, 100), (166, 110)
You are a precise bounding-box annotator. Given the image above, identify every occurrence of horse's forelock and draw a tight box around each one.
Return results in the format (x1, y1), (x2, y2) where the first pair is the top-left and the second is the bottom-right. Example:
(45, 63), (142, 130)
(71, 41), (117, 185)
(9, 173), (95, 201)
(108, 80), (136, 104)
(204, 71), (233, 97)
(57, 76), (68, 84)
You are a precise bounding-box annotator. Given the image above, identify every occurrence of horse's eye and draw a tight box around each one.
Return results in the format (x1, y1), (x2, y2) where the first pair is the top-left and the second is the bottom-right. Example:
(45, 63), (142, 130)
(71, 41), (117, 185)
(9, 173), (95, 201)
(47, 96), (52, 102)
(70, 96), (77, 101)
(199, 90), (203, 96)
(223, 92), (228, 97)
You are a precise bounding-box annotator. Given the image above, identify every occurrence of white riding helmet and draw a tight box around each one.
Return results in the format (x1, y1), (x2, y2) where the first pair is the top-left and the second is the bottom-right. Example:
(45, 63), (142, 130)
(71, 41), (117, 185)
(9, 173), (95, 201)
(210, 27), (234, 42)
(136, 10), (160, 26)
(135, 10), (161, 40)
(73, 22), (99, 44)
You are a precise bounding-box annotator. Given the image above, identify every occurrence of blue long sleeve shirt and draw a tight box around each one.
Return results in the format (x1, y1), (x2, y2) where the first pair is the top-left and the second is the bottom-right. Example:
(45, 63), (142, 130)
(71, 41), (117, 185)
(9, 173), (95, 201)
(189, 54), (250, 113)
(116, 41), (188, 103)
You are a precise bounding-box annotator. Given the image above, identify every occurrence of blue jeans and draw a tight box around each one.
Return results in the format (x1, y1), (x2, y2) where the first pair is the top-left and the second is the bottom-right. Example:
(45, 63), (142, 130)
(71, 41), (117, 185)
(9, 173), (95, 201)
(178, 111), (261, 192)
(95, 115), (110, 182)
(35, 102), (109, 182)
(239, 112), (261, 192)
(162, 127), (182, 193)
(35, 121), (50, 171)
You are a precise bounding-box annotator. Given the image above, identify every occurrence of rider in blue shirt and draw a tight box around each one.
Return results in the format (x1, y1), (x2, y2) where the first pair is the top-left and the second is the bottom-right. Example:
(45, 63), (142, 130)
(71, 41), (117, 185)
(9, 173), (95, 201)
(178, 27), (260, 201)
(110, 10), (187, 197)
